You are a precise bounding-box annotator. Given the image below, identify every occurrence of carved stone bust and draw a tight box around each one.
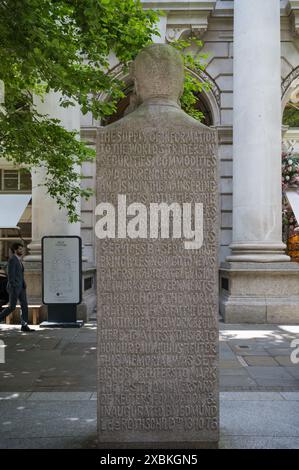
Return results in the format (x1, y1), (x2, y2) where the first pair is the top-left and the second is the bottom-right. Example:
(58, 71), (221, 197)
(133, 44), (184, 106)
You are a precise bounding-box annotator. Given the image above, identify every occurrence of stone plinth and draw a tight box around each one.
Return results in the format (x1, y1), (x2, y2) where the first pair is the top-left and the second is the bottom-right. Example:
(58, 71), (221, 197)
(220, 262), (299, 324)
(96, 44), (219, 448)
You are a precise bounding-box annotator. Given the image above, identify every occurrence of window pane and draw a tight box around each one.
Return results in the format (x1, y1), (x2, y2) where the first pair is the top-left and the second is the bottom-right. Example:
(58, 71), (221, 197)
(18, 222), (32, 238)
(20, 170), (32, 190)
(3, 170), (18, 190)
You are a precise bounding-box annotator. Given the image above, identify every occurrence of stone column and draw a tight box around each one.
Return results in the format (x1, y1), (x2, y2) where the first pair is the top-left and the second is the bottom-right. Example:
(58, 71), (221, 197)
(220, 0), (299, 324)
(227, 0), (289, 262)
(25, 91), (81, 261)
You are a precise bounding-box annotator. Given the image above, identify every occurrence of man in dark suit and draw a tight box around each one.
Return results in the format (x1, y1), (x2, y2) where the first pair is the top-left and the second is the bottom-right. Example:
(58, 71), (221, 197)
(0, 242), (33, 332)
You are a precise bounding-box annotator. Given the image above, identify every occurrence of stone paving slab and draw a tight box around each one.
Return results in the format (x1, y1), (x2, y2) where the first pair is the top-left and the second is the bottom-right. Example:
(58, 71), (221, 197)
(220, 368), (248, 376)
(227, 347), (264, 356)
(220, 391), (284, 401)
(286, 367), (299, 379)
(0, 391), (95, 401)
(274, 356), (297, 366)
(61, 342), (97, 355)
(220, 353), (236, 361)
(220, 399), (299, 438)
(220, 324), (281, 331)
(220, 375), (257, 388)
(219, 359), (242, 369)
(219, 437), (299, 449)
(267, 348), (293, 356)
(28, 392), (93, 401)
(256, 339), (291, 347)
(0, 436), (98, 449)
(34, 375), (90, 387)
(0, 371), (41, 392)
(0, 401), (97, 439)
(35, 339), (62, 350)
(280, 392), (299, 400)
(253, 378), (299, 388)
(246, 366), (297, 379)
(243, 356), (279, 366)
(0, 392), (32, 400)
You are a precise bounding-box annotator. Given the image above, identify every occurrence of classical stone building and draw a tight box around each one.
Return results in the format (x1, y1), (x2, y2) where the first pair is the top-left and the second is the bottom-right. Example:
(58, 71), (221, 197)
(1, 0), (299, 323)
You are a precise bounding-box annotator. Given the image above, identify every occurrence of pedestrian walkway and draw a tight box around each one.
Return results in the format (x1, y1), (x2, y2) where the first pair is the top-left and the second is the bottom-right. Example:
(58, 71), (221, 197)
(0, 321), (298, 448)
(220, 323), (299, 391)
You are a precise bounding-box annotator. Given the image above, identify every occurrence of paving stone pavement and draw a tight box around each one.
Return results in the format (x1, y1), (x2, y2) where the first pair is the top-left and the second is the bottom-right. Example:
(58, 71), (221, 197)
(0, 321), (298, 448)
(219, 323), (299, 391)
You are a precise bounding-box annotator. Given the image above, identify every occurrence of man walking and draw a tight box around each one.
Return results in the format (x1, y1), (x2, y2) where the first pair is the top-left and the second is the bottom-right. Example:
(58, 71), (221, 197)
(0, 242), (33, 332)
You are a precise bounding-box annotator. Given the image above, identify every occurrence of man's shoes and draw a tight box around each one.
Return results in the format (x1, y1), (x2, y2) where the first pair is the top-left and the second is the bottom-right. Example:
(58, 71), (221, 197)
(21, 324), (34, 332)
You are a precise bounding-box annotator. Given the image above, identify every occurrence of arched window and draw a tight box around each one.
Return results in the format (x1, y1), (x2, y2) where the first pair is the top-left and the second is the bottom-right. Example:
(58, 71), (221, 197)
(193, 92), (213, 127)
(103, 85), (134, 126)
(103, 85), (213, 127)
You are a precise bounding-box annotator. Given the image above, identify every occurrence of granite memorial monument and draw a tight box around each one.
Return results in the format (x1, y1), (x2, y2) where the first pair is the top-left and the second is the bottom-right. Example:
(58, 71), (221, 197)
(96, 44), (219, 448)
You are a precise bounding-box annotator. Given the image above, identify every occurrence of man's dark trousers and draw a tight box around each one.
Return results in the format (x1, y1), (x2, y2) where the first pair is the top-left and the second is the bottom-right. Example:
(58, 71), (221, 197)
(0, 254), (28, 325)
(0, 287), (29, 325)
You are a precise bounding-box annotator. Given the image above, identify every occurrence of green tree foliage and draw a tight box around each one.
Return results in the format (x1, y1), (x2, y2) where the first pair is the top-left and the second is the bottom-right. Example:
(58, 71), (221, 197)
(0, 2), (210, 222)
(171, 37), (210, 121)
(283, 104), (299, 128)
(0, 0), (158, 221)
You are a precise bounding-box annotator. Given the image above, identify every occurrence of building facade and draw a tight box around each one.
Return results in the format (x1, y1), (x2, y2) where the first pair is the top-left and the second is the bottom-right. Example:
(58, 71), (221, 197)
(1, 0), (299, 322)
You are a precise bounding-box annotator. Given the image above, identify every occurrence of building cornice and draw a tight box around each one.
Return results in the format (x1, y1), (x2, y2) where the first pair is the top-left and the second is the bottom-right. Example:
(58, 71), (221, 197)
(141, 1), (216, 10)
(212, 1), (233, 18)
(286, 0), (299, 34)
(141, 0), (234, 17)
(286, 0), (299, 10)
(142, 1), (295, 19)
(142, 1), (217, 40)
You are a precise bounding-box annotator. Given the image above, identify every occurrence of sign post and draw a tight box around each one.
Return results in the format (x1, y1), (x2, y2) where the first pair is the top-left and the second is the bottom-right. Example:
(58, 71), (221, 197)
(41, 236), (83, 328)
